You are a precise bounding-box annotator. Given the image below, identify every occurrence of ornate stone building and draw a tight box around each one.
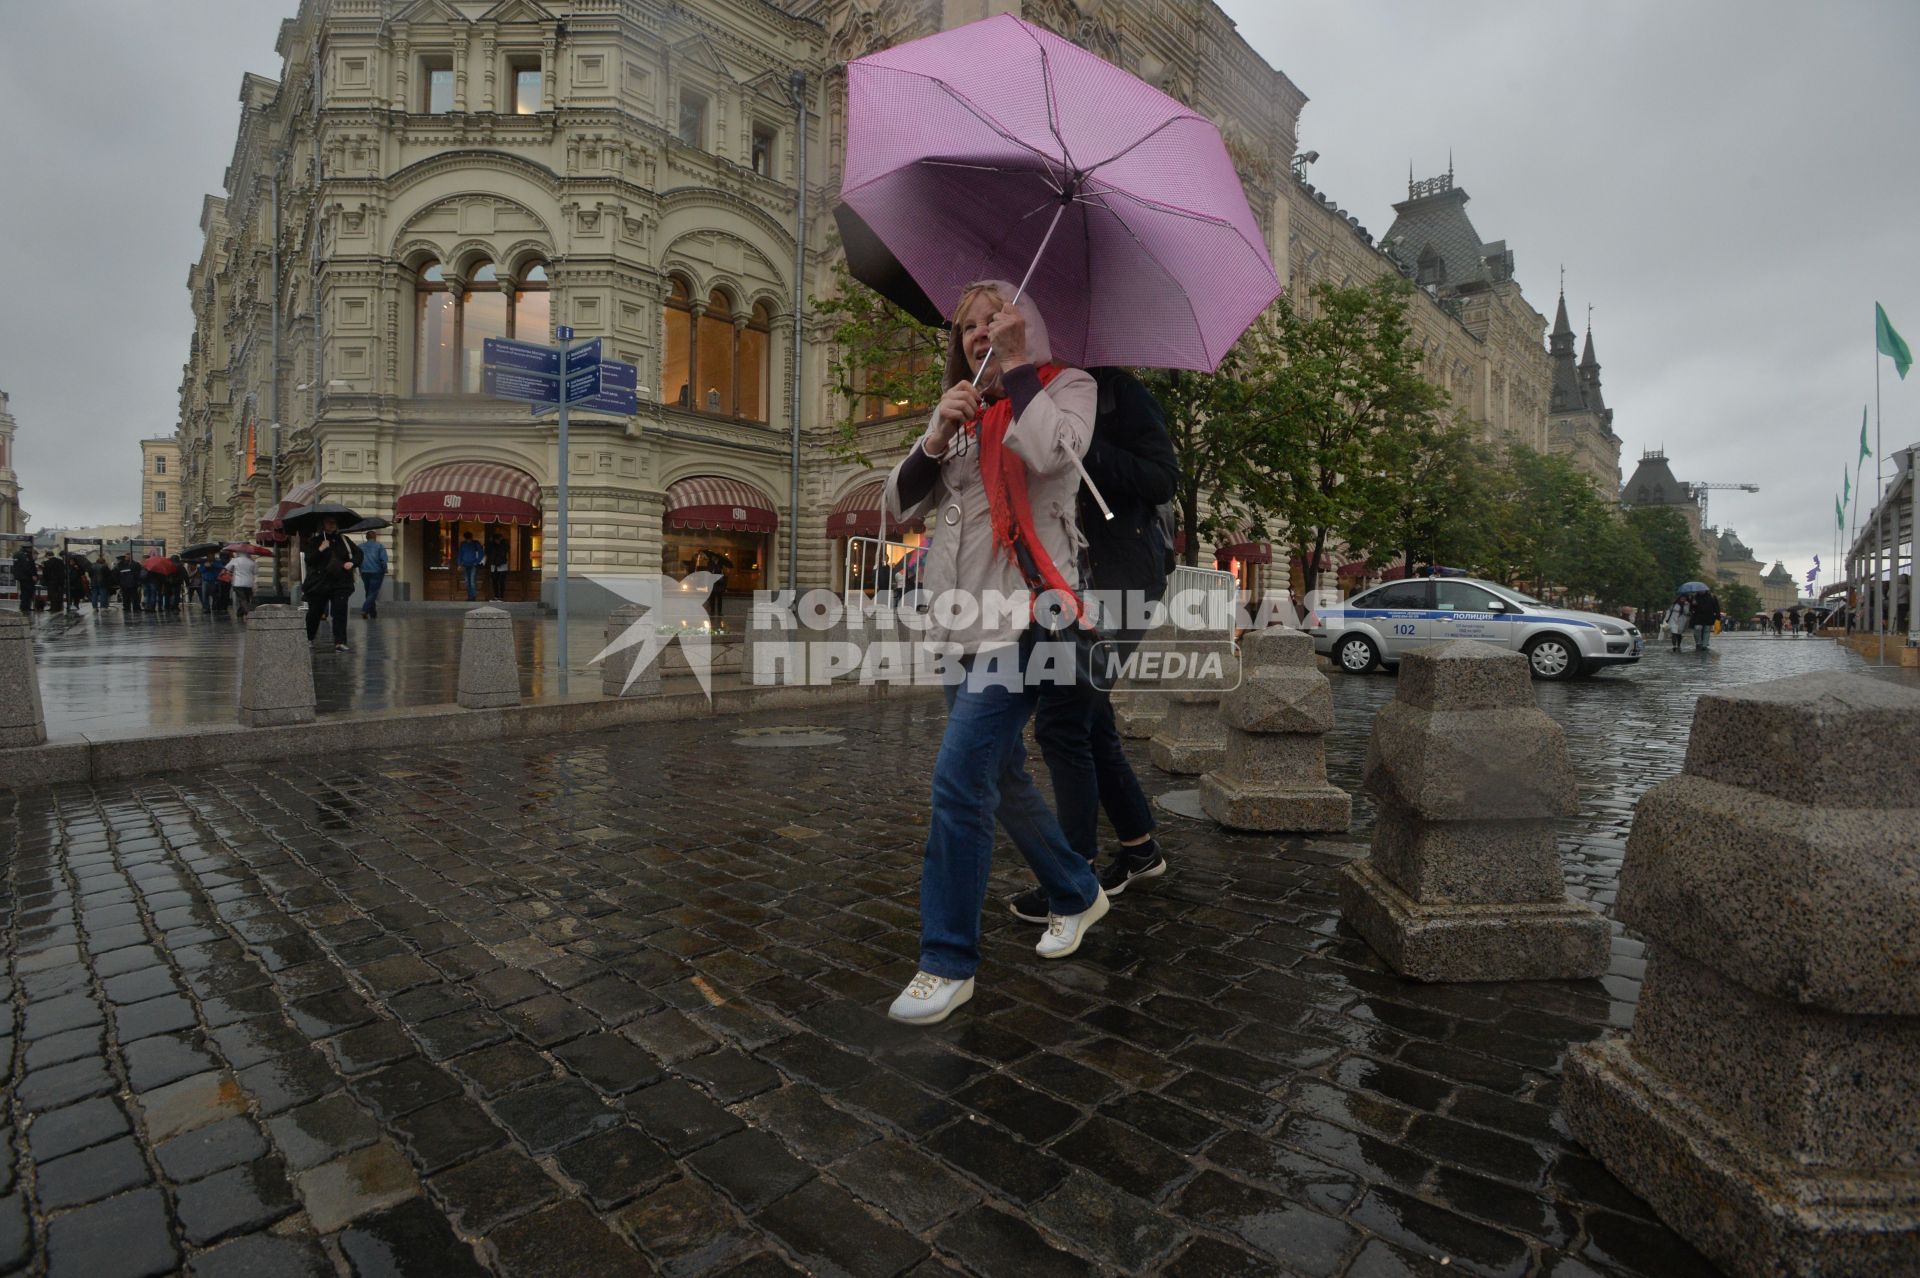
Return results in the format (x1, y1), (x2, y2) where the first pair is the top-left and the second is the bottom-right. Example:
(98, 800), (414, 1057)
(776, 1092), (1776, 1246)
(140, 437), (183, 552)
(1760, 560), (1799, 612)
(0, 390), (22, 535)
(175, 0), (1563, 605)
(1712, 527), (1763, 598)
(1544, 290), (1621, 491)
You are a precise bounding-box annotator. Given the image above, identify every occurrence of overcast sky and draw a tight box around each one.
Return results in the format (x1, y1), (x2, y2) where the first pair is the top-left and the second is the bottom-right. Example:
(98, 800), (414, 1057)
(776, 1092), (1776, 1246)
(2, 2), (1916, 586)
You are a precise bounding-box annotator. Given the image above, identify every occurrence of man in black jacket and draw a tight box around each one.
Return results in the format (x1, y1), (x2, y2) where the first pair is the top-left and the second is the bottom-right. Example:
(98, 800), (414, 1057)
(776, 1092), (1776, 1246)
(10, 546), (34, 614)
(1011, 368), (1181, 922)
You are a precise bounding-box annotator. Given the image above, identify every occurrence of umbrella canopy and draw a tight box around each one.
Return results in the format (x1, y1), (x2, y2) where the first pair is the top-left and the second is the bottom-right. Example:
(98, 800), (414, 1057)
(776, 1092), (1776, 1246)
(834, 202), (947, 329)
(282, 502), (365, 535)
(141, 555), (181, 575)
(841, 14), (1280, 372)
(1676, 581), (1710, 594)
(179, 542), (225, 560)
(223, 542), (274, 556)
(343, 516), (391, 534)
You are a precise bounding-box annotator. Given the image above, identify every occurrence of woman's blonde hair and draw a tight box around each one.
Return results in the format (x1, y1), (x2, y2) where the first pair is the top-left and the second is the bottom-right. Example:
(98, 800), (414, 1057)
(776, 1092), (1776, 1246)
(943, 282), (1007, 390)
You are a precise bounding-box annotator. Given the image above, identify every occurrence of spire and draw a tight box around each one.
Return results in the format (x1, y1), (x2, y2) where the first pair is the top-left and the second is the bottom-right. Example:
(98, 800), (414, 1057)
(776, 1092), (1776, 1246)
(1580, 307), (1599, 368)
(1548, 275), (1583, 413)
(1579, 310), (1608, 414)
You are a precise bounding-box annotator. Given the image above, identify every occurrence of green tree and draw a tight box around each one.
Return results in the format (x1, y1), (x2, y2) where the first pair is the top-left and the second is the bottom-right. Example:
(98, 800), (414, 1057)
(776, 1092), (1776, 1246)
(1478, 447), (1611, 590)
(1353, 415), (1490, 578)
(1719, 580), (1762, 622)
(1238, 277), (1452, 579)
(1623, 505), (1703, 619)
(812, 260), (945, 465)
(1139, 361), (1259, 567)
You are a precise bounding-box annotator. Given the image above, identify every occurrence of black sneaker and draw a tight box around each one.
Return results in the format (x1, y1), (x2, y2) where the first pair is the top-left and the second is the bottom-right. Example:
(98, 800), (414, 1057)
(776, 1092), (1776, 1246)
(1098, 845), (1168, 897)
(1008, 887), (1051, 924)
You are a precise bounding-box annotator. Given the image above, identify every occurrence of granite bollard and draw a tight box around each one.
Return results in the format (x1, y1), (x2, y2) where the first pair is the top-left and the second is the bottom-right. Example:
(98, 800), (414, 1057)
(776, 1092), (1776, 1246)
(1148, 648), (1235, 776)
(1564, 672), (1920, 1277)
(0, 612), (48, 747)
(1338, 640), (1608, 981)
(236, 604), (316, 728)
(600, 604), (661, 697)
(456, 606), (520, 709)
(1199, 626), (1349, 831)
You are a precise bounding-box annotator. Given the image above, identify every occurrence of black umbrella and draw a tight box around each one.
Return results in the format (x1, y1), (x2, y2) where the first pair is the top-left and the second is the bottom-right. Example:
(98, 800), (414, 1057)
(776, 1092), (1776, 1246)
(282, 502), (365, 535)
(179, 541), (224, 560)
(343, 516), (390, 534)
(833, 202), (947, 329)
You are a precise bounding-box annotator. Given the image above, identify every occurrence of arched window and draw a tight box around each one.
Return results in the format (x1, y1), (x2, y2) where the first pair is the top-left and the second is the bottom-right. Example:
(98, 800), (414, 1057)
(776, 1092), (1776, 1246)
(413, 257), (552, 395)
(663, 277), (694, 408)
(697, 290), (735, 416)
(660, 279), (772, 421)
(737, 302), (771, 422)
(461, 263), (507, 393)
(415, 263), (455, 394)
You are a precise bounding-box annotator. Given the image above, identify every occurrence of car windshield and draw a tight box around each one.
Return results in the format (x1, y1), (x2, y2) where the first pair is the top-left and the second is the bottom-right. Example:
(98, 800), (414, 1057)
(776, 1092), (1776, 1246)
(1499, 587), (1544, 606)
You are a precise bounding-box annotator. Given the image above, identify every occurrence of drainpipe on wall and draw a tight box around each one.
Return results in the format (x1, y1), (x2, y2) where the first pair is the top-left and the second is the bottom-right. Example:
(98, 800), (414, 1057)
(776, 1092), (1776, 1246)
(788, 71), (807, 593)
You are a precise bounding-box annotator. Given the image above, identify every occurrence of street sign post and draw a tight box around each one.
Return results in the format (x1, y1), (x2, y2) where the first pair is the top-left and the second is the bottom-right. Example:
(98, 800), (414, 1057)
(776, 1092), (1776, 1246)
(483, 328), (642, 694)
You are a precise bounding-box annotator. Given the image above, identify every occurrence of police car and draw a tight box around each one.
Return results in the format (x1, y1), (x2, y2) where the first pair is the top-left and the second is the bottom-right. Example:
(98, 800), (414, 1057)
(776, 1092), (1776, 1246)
(1308, 576), (1642, 680)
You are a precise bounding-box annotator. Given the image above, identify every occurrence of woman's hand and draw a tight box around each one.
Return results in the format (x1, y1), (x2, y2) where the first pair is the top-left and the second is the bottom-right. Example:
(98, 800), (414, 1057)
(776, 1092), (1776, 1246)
(986, 306), (1029, 370)
(928, 381), (982, 453)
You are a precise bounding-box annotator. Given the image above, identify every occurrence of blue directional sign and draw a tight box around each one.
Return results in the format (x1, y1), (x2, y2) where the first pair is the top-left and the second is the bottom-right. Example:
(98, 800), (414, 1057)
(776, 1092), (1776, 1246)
(532, 358), (639, 416)
(598, 360), (637, 391)
(564, 363), (602, 404)
(564, 339), (603, 373)
(484, 365), (559, 404)
(482, 337), (560, 377)
(556, 325), (574, 340)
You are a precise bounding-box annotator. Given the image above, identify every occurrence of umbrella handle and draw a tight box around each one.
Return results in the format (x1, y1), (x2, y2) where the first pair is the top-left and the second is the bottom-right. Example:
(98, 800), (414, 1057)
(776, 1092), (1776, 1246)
(968, 201), (1111, 520)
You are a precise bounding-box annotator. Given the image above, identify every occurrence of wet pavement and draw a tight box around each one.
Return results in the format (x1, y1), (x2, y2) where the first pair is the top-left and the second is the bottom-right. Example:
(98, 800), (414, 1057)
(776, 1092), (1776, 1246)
(22, 605), (749, 739)
(0, 634), (1884, 1276)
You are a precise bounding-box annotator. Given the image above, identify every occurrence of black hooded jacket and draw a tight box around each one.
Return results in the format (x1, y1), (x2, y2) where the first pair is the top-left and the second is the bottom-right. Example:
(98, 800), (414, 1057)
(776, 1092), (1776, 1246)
(1080, 368), (1180, 601)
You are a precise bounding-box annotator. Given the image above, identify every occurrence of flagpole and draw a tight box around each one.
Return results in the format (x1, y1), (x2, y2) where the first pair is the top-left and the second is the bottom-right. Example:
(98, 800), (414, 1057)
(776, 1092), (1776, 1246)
(1876, 350), (1886, 665)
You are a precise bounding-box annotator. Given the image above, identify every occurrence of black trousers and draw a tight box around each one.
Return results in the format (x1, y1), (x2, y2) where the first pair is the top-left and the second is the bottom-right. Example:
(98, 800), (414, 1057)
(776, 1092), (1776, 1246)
(306, 592), (349, 644)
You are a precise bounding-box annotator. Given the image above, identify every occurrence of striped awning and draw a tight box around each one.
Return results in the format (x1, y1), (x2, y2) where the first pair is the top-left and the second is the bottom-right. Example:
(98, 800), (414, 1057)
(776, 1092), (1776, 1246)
(828, 480), (923, 538)
(666, 476), (778, 533)
(1215, 525), (1272, 566)
(396, 462), (542, 525)
(261, 478), (322, 533)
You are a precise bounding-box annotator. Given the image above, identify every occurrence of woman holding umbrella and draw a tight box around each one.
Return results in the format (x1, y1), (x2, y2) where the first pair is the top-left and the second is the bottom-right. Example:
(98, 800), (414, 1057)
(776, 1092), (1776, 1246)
(300, 516), (359, 650)
(881, 282), (1108, 1025)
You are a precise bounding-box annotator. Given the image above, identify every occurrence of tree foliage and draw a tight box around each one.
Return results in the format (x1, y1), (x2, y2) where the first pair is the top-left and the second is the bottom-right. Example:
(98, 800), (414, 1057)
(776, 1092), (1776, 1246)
(812, 260), (944, 465)
(1719, 580), (1762, 621)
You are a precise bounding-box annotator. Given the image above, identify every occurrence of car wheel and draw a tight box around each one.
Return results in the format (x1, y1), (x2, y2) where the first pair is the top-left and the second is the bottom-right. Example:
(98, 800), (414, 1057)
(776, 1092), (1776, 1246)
(1336, 634), (1379, 674)
(1525, 635), (1579, 680)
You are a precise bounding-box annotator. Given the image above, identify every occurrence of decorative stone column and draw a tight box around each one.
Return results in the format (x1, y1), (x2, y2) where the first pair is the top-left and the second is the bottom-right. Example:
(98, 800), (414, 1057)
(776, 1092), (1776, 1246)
(237, 604), (316, 728)
(1565, 673), (1920, 1278)
(1112, 621), (1172, 739)
(1148, 658), (1232, 776)
(457, 607), (520, 709)
(1338, 641), (1608, 982)
(600, 604), (660, 697)
(1199, 627), (1349, 832)
(0, 613), (47, 747)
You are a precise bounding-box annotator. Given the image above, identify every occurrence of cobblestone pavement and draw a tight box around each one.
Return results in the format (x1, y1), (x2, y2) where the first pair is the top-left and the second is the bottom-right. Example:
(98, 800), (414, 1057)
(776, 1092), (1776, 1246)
(0, 636), (1871, 1276)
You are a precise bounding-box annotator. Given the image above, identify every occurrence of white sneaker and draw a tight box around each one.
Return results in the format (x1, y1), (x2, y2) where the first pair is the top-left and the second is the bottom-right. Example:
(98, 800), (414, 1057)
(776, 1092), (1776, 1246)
(1036, 888), (1110, 960)
(887, 971), (974, 1025)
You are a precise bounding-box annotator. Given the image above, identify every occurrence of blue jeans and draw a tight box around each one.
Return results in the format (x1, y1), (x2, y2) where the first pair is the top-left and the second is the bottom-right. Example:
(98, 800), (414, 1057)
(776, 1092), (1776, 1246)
(463, 564), (480, 599)
(1693, 623), (1710, 649)
(1034, 678), (1156, 863)
(361, 573), (385, 614)
(91, 585), (110, 610)
(143, 582), (158, 611)
(919, 660), (1102, 980)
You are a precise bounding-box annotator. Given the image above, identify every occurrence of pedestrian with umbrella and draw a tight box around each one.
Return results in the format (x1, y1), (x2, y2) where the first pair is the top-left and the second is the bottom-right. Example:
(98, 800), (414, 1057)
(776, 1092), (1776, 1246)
(40, 552), (65, 615)
(9, 543), (34, 614)
(849, 15), (1281, 1025)
(229, 546), (257, 621)
(289, 503), (362, 650)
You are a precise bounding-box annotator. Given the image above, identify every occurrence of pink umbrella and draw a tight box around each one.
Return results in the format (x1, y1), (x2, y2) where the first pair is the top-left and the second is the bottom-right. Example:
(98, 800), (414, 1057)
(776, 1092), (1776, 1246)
(842, 14), (1280, 374)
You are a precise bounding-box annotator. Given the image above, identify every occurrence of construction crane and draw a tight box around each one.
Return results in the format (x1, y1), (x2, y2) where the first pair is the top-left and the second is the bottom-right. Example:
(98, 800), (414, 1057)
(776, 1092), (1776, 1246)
(1692, 482), (1760, 529)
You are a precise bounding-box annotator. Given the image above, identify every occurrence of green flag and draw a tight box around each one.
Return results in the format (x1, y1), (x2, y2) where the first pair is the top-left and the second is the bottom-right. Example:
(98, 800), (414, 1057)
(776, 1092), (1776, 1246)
(1878, 303), (1912, 379)
(1843, 468), (1851, 505)
(1837, 494), (1846, 531)
(1861, 407), (1872, 463)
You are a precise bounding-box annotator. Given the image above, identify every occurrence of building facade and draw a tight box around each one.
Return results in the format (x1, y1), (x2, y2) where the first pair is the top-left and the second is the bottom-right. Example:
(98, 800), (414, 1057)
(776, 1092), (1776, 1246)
(140, 437), (183, 552)
(176, 0), (1565, 607)
(1760, 560), (1799, 613)
(0, 391), (22, 535)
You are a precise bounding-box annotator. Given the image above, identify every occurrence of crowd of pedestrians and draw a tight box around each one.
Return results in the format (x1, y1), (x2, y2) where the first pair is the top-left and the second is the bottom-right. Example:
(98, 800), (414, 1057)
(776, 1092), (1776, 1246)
(9, 544), (262, 620)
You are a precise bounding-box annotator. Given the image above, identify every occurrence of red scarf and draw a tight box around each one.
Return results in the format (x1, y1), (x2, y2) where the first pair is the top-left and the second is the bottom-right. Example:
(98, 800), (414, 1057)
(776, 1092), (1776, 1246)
(969, 363), (1089, 628)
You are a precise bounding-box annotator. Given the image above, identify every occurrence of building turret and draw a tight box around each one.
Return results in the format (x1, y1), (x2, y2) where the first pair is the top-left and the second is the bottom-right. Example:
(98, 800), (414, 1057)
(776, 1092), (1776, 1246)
(1580, 323), (1608, 415)
(1549, 290), (1585, 414)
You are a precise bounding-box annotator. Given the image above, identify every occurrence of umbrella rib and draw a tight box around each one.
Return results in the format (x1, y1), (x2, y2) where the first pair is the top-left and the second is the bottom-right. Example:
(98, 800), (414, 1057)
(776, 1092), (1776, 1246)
(1079, 197), (1211, 367)
(1027, 31), (1078, 176)
(1080, 114), (1206, 177)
